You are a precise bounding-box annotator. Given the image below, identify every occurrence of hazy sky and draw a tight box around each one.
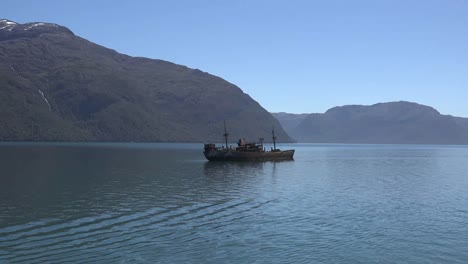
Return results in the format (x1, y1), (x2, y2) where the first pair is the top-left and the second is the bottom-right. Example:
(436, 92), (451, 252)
(3, 0), (468, 116)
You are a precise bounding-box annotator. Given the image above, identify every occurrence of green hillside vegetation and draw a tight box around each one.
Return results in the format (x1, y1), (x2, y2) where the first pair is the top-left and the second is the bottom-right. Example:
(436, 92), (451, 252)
(0, 20), (292, 143)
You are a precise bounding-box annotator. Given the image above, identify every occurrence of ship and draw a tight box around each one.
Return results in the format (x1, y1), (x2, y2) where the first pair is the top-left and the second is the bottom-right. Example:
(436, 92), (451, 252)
(203, 121), (295, 161)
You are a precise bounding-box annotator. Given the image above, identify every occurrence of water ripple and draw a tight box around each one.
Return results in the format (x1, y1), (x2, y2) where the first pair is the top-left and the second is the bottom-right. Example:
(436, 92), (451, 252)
(3, 198), (272, 263)
(1, 143), (468, 263)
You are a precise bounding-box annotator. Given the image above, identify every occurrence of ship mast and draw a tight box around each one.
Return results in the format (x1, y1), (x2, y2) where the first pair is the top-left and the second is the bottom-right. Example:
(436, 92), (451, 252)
(272, 128), (277, 150)
(223, 120), (229, 149)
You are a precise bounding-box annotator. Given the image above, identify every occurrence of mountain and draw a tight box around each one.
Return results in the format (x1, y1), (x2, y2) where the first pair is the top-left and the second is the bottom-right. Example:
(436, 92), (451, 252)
(271, 112), (308, 135)
(0, 19), (292, 143)
(273, 101), (468, 144)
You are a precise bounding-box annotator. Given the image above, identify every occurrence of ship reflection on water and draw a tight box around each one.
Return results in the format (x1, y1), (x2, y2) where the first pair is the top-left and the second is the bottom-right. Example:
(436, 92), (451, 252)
(203, 161), (266, 178)
(202, 160), (293, 187)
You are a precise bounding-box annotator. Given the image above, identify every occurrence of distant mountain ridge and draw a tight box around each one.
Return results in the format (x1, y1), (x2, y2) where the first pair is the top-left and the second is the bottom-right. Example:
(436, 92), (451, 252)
(270, 112), (309, 136)
(0, 19), (292, 142)
(273, 101), (468, 144)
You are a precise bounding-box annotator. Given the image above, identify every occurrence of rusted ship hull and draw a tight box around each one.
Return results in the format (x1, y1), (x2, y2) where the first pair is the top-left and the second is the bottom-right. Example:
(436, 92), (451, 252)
(204, 149), (295, 161)
(204, 122), (295, 162)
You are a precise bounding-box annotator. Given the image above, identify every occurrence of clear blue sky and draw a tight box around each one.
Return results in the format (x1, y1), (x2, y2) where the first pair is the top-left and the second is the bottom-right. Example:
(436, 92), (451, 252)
(3, 0), (468, 117)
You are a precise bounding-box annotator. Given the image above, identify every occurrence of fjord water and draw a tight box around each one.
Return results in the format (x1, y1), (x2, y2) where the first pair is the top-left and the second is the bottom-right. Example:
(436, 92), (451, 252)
(1, 143), (468, 263)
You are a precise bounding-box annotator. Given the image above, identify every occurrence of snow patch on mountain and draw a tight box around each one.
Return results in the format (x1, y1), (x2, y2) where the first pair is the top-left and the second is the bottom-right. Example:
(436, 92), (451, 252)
(24, 23), (46, 30)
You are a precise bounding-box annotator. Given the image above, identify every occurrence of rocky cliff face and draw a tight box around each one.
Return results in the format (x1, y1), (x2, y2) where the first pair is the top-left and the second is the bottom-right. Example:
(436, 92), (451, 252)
(274, 101), (468, 144)
(0, 19), (292, 142)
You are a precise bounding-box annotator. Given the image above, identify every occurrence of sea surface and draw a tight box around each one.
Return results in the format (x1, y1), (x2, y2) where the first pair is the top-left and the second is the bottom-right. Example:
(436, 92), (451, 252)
(0, 143), (468, 263)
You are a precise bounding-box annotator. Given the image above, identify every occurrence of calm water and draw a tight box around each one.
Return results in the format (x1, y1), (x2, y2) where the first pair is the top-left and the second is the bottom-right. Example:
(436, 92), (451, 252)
(1, 143), (468, 263)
